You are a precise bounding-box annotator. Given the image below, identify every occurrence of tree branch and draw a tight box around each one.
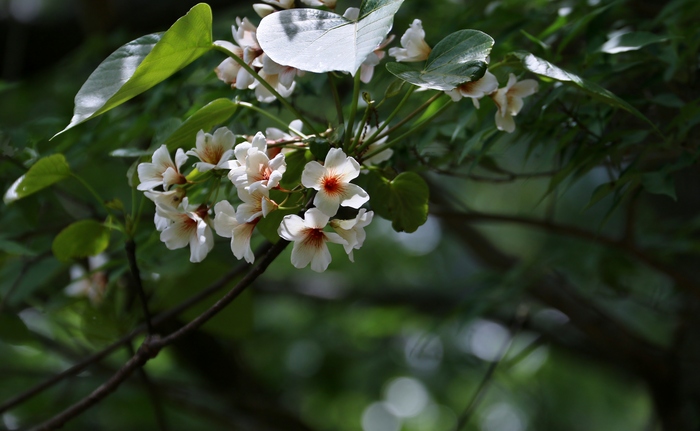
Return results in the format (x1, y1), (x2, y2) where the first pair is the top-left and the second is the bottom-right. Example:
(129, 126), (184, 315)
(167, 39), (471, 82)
(28, 239), (289, 430)
(0, 242), (274, 415)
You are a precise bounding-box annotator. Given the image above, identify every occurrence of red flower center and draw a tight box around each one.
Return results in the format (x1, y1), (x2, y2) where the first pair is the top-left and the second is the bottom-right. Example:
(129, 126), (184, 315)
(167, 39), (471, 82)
(302, 228), (325, 248)
(322, 174), (342, 195)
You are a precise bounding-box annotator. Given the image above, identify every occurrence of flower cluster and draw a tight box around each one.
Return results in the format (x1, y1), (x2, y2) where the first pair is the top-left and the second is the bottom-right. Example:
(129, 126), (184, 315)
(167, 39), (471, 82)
(389, 19), (539, 132)
(137, 128), (375, 272)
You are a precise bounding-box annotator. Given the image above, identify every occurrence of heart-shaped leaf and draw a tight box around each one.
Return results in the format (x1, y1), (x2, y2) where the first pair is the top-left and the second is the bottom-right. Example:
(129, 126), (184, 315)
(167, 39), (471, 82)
(368, 171), (429, 233)
(257, 0), (403, 75)
(4, 154), (71, 204)
(55, 3), (213, 137)
(386, 29), (493, 91)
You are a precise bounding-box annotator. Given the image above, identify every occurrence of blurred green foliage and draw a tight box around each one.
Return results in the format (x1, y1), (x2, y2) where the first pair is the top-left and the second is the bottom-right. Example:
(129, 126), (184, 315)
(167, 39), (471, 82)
(1, 0), (700, 429)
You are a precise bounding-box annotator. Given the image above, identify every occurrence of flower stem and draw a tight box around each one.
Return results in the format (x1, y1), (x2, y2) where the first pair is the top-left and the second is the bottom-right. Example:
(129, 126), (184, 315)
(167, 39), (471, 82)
(328, 72), (345, 127)
(361, 95), (453, 161)
(344, 72), (362, 151)
(357, 85), (416, 154)
(349, 97), (374, 154)
(212, 43), (318, 136)
(236, 101), (309, 139)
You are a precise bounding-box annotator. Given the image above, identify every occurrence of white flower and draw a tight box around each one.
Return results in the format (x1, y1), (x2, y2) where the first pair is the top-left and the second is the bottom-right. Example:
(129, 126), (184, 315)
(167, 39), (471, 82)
(388, 19), (431, 62)
(236, 182), (278, 223)
(252, 67), (297, 103)
(186, 128), (235, 172)
(330, 209), (373, 262)
(144, 188), (187, 231)
(64, 254), (109, 306)
(262, 0), (294, 9)
(357, 125), (393, 166)
(157, 198), (214, 263)
(253, 4), (276, 18)
(214, 200), (257, 263)
(301, 148), (369, 217)
(278, 208), (347, 272)
(214, 41), (245, 88)
(491, 73), (539, 133)
(228, 132), (286, 191)
(300, 0), (337, 8)
(360, 35), (394, 84)
(137, 145), (187, 191)
(445, 70), (499, 108)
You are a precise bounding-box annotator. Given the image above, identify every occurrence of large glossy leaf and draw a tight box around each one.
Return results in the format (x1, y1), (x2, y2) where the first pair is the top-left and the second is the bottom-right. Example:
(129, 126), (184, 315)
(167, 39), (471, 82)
(55, 3), (213, 137)
(4, 154), (71, 204)
(257, 0), (403, 75)
(367, 172), (429, 233)
(508, 51), (653, 126)
(386, 30), (493, 90)
(52, 220), (111, 262)
(163, 98), (237, 152)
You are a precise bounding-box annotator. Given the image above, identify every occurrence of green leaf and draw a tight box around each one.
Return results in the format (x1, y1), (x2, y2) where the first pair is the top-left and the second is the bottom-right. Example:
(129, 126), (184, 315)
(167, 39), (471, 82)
(257, 204), (297, 243)
(52, 220), (111, 262)
(368, 172), (429, 233)
(257, 0), (404, 75)
(507, 51), (654, 126)
(55, 4), (213, 137)
(163, 98), (237, 152)
(279, 149), (312, 190)
(4, 154), (71, 204)
(386, 30), (493, 91)
(600, 31), (668, 54)
(0, 313), (32, 345)
(642, 172), (676, 200)
(0, 238), (38, 256)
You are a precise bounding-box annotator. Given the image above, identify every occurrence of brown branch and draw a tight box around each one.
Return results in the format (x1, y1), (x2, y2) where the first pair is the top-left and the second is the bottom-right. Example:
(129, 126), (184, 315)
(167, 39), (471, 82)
(429, 184), (668, 380)
(126, 342), (168, 431)
(0, 242), (274, 415)
(432, 210), (700, 299)
(125, 239), (154, 335)
(28, 239), (289, 431)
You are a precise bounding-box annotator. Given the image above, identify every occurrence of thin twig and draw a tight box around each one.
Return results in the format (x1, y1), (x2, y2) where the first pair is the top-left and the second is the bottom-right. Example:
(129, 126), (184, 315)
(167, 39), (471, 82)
(455, 306), (529, 430)
(433, 210), (700, 298)
(126, 342), (169, 431)
(28, 240), (289, 430)
(0, 242), (273, 415)
(125, 239), (154, 335)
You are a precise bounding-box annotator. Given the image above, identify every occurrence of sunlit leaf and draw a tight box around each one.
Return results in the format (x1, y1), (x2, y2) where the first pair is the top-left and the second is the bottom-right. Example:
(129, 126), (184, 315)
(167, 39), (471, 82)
(257, 0), (403, 75)
(4, 154), (71, 204)
(600, 31), (668, 54)
(55, 3), (213, 137)
(508, 51), (654, 126)
(163, 98), (237, 152)
(386, 30), (493, 90)
(52, 220), (111, 262)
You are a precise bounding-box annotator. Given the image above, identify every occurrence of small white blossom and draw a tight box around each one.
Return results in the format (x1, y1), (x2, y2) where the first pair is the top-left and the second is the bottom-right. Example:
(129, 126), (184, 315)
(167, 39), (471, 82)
(301, 148), (369, 217)
(137, 145), (187, 191)
(278, 208), (347, 272)
(253, 4), (276, 18)
(214, 200), (257, 264)
(388, 19), (431, 62)
(157, 198), (214, 263)
(186, 127), (235, 172)
(360, 35), (394, 84)
(262, 0), (294, 9)
(491, 73), (539, 133)
(357, 125), (393, 166)
(330, 209), (373, 262)
(144, 188), (186, 231)
(445, 70), (499, 108)
(300, 0), (337, 8)
(64, 254), (109, 306)
(236, 182), (278, 223)
(228, 132), (286, 191)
